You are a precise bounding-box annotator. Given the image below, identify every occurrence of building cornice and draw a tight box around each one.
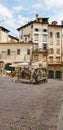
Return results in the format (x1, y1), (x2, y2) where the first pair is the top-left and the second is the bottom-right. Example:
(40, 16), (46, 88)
(48, 24), (63, 28)
(9, 35), (19, 40)
(0, 41), (34, 45)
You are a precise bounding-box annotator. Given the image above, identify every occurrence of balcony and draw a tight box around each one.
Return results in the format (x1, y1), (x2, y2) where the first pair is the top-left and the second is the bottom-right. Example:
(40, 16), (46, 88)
(48, 61), (61, 65)
(32, 47), (48, 53)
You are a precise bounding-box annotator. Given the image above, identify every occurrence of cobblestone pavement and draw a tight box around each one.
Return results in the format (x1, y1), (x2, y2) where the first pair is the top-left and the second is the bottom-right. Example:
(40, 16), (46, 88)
(57, 103), (63, 130)
(0, 76), (63, 130)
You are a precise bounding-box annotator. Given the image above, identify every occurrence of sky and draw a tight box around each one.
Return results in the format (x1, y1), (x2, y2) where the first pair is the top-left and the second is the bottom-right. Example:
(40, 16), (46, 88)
(0, 0), (63, 37)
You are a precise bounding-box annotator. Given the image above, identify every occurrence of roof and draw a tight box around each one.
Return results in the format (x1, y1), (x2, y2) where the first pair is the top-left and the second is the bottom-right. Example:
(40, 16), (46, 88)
(0, 26), (10, 32)
(17, 17), (63, 31)
(0, 41), (34, 45)
(9, 35), (19, 40)
(49, 24), (63, 28)
(17, 17), (49, 31)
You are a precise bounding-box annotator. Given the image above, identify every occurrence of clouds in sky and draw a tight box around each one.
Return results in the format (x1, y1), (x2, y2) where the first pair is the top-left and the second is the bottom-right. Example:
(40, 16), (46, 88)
(13, 5), (29, 12)
(0, 4), (12, 18)
(0, 0), (63, 36)
(46, 0), (63, 8)
(13, 5), (25, 12)
(0, 3), (29, 36)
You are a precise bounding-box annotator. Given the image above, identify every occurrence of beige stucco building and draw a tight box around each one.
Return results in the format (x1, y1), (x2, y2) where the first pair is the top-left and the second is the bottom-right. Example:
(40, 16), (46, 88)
(0, 26), (33, 68)
(17, 15), (63, 79)
(0, 42), (33, 68)
(0, 26), (19, 43)
(48, 23), (63, 79)
(0, 15), (63, 79)
(0, 27), (9, 43)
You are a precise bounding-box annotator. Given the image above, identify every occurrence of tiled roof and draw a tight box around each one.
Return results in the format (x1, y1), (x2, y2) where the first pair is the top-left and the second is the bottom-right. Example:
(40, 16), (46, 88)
(0, 26), (10, 32)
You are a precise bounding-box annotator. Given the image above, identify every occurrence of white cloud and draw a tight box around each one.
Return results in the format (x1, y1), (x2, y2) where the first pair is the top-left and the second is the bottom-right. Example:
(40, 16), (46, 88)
(18, 15), (29, 25)
(0, 4), (18, 36)
(0, 4), (30, 36)
(13, 5), (24, 12)
(13, 5), (29, 12)
(32, 0), (63, 25)
(0, 0), (63, 37)
(32, 3), (42, 9)
(46, 0), (63, 8)
(49, 10), (63, 24)
(0, 4), (12, 18)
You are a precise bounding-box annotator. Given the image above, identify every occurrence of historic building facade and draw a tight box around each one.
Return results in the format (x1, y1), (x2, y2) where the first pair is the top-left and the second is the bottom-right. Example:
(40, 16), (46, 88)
(0, 26), (33, 68)
(0, 26), (19, 43)
(17, 15), (63, 79)
(0, 42), (33, 68)
(0, 15), (63, 79)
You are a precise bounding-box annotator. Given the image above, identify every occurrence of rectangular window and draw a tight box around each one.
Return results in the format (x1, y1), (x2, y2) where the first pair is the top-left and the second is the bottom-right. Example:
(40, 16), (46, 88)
(21, 35), (23, 39)
(49, 48), (54, 54)
(34, 43), (39, 50)
(49, 32), (53, 38)
(7, 49), (10, 55)
(2, 51), (6, 59)
(49, 57), (53, 63)
(25, 37), (27, 41)
(22, 30), (23, 34)
(56, 57), (60, 62)
(56, 39), (60, 45)
(43, 44), (47, 50)
(56, 32), (60, 38)
(56, 48), (60, 54)
(43, 34), (47, 42)
(17, 49), (20, 55)
(27, 49), (30, 55)
(31, 25), (33, 28)
(50, 38), (53, 45)
(34, 34), (39, 41)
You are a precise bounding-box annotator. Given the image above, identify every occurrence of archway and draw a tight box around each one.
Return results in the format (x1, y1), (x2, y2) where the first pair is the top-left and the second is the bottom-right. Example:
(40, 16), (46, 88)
(48, 70), (54, 79)
(55, 71), (61, 79)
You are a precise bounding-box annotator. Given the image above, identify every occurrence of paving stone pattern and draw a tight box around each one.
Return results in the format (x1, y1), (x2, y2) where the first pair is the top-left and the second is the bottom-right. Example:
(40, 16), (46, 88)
(0, 76), (63, 130)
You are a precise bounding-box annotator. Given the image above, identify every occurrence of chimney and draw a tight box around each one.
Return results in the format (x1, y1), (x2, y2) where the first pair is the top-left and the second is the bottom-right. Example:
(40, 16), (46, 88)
(36, 14), (39, 22)
(52, 21), (58, 25)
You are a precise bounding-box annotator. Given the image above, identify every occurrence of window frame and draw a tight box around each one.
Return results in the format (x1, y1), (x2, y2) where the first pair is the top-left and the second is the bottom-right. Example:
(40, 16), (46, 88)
(49, 48), (54, 54)
(43, 43), (47, 50)
(49, 32), (53, 38)
(27, 49), (30, 55)
(7, 49), (11, 55)
(56, 32), (60, 38)
(56, 48), (60, 54)
(43, 34), (47, 42)
(34, 34), (39, 41)
(17, 49), (20, 55)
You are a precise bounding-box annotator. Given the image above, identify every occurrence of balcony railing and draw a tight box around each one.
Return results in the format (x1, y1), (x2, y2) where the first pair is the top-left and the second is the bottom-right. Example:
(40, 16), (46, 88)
(48, 61), (61, 64)
(33, 47), (48, 51)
